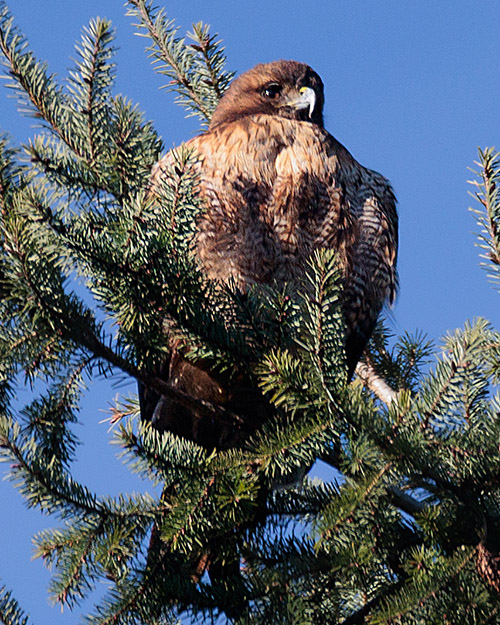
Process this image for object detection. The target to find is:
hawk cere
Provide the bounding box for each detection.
[145,60,398,445]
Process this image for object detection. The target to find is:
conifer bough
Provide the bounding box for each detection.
[1,2,500,623]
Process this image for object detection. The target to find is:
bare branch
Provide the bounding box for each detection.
[355,360,398,405]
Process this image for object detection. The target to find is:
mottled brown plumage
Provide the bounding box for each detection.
[145,60,398,445]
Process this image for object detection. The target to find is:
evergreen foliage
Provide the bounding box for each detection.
[1,2,500,623]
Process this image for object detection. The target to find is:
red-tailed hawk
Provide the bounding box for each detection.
[144,60,398,446]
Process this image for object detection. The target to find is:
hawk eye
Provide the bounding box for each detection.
[262,83,282,99]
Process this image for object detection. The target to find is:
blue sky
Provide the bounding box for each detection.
[1,1,500,623]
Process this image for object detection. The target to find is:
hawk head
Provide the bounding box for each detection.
[209,60,325,130]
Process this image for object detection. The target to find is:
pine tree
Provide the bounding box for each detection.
[1,2,500,623]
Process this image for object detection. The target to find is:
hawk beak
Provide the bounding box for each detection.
[286,86,316,118]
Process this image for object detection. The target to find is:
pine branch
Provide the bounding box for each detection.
[189,22,230,101]
[18,358,88,468]
[125,0,233,124]
[125,0,209,119]
[34,494,158,609]
[0,133,22,210]
[117,420,213,485]
[82,566,180,625]
[319,447,426,519]
[0,585,31,625]
[47,519,106,608]
[314,462,393,543]
[57,305,244,430]
[0,415,100,517]
[469,147,500,289]
[3,193,244,429]
[338,580,405,625]
[371,545,477,624]
[67,18,116,166]
[0,5,83,157]
[296,248,347,396]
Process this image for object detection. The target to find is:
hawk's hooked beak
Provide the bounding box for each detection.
[286,86,316,118]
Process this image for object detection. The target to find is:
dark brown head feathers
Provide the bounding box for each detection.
[209,60,325,129]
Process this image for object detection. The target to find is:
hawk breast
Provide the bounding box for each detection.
[191,115,350,289]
